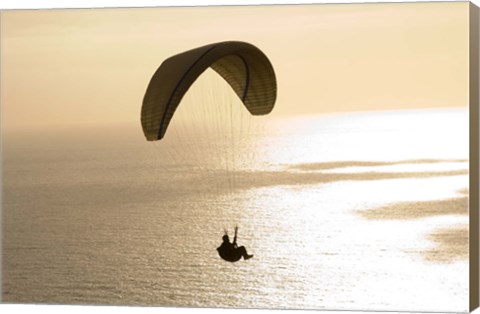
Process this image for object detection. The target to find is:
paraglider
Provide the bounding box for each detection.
[141,41,277,141]
[141,41,277,262]
[217,226,253,262]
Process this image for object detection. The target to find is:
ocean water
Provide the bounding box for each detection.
[2,108,469,312]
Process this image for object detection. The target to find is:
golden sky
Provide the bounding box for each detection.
[1,2,470,129]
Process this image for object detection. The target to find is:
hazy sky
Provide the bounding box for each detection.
[1,2,469,129]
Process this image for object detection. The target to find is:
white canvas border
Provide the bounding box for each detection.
[0,0,464,10]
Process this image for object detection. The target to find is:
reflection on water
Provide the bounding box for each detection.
[2,108,469,312]
[425,226,468,263]
[359,192,467,220]
[290,159,468,171]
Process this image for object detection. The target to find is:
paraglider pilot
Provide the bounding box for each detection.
[217,226,253,262]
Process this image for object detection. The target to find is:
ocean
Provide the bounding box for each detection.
[2,107,469,312]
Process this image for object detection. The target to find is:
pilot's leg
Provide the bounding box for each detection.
[237,246,253,260]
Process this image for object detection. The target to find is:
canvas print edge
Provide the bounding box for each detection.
[470,2,480,312]
[0,1,477,312]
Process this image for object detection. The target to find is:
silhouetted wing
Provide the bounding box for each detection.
[141,41,277,141]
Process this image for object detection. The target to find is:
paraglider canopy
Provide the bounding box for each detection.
[141,41,277,141]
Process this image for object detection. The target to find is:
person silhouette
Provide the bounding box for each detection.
[217,226,253,262]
